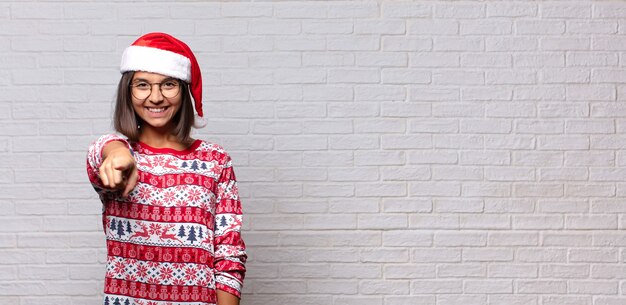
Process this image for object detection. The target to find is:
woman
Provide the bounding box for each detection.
[86,32,246,305]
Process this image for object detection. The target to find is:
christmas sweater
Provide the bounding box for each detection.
[87,134,246,305]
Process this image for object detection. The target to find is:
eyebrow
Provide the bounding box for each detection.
[132,77,176,83]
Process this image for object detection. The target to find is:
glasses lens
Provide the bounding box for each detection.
[130,80,180,99]
[131,83,150,100]
[161,80,180,98]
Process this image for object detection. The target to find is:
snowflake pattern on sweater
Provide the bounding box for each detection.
[87,134,246,305]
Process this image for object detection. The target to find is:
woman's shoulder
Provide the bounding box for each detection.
[195,139,232,160]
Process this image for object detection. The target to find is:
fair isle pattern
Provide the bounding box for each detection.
[131,183,216,208]
[105,217,213,251]
[106,256,216,287]
[87,134,246,305]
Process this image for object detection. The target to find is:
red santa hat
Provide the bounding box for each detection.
[120,32,204,118]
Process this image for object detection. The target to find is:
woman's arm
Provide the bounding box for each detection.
[86,134,137,197]
[213,152,247,300]
[217,289,240,305]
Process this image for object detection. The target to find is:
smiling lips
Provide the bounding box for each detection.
[146,107,168,113]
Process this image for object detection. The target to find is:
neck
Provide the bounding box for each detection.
[138,123,180,148]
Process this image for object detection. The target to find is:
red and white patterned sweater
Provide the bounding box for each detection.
[87,134,246,305]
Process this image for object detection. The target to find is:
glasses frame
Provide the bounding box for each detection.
[130,78,182,100]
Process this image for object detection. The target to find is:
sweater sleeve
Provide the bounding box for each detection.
[86,134,133,195]
[213,153,247,298]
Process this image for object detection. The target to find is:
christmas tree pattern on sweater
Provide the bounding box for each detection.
[87,134,246,305]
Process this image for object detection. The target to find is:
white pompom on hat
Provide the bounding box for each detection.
[120,32,204,120]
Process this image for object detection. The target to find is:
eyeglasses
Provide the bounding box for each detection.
[130,78,181,100]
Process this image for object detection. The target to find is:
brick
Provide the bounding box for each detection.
[517,20,565,34]
[69,265,104,280]
[432,68,485,85]
[333,296,382,305]
[46,250,99,264]
[434,199,482,213]
[251,248,306,263]
[520,249,568,263]
[358,214,407,229]
[410,182,461,197]
[304,214,357,230]
[252,280,306,294]
[542,296,590,305]
[329,103,379,118]
[543,233,592,247]
[489,232,538,246]
[514,215,563,230]
[382,102,430,118]
[381,166,431,181]
[461,20,512,35]
[383,199,431,213]
[463,248,514,262]
[249,215,303,231]
[330,263,381,279]
[360,280,409,295]
[485,135,535,150]
[460,119,511,134]
[435,4,484,18]
[328,35,379,51]
[463,87,512,100]
[0,282,46,295]
[486,37,538,51]
[386,296,435,305]
[308,280,358,294]
[514,53,564,67]
[382,36,432,52]
[275,136,327,150]
[328,3,378,18]
[411,280,463,294]
[355,20,405,35]
[488,264,537,278]
[408,20,459,35]
[410,215,459,230]
[409,52,461,67]
[595,297,626,305]
[302,20,353,34]
[435,232,486,247]
[542,38,591,51]
[408,150,457,165]
[279,264,328,279]
[542,3,590,18]
[18,265,67,280]
[568,248,618,263]
[465,280,512,293]
[516,280,566,294]
[462,182,511,197]
[591,264,626,279]
[360,248,409,263]
[437,263,485,278]
[382,230,431,247]
[536,199,588,213]
[309,248,360,263]
[433,104,484,118]
[485,167,534,182]
[540,264,589,279]
[245,296,331,305]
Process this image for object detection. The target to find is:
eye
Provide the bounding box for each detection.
[134,82,150,89]
[162,81,178,90]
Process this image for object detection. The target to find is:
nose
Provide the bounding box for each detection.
[148,83,164,104]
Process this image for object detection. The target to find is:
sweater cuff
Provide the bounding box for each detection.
[215,274,242,298]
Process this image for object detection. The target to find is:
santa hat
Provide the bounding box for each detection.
[120,32,204,118]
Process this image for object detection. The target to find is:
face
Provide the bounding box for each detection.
[130,71,183,130]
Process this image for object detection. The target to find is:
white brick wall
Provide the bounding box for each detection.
[1,1,625,304]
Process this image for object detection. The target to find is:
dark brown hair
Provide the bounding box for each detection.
[113,71,195,145]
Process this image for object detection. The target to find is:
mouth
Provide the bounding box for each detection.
[146,106,169,113]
